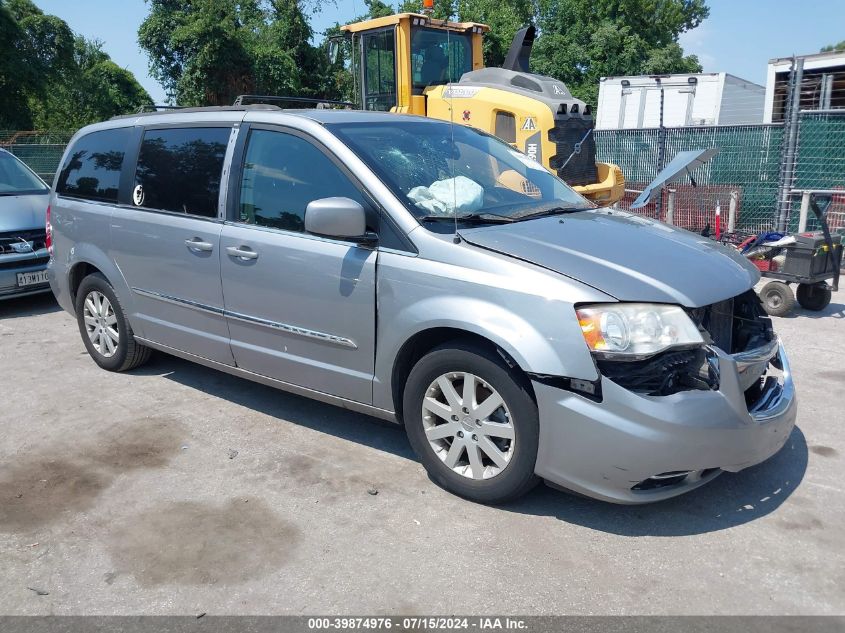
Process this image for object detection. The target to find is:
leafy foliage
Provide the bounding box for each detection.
[457,0,534,67]
[31,37,153,128]
[820,40,845,53]
[138,0,340,106]
[0,0,152,129]
[531,0,709,105]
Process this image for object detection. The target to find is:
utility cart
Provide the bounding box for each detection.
[748,194,843,316]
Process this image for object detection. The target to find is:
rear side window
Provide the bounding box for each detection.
[57,128,131,203]
[133,127,230,218]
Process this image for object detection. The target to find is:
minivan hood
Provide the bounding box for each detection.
[460,210,760,307]
[0,193,49,233]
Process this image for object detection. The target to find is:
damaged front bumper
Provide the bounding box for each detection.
[533,339,796,504]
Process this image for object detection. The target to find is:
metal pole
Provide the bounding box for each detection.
[798,190,811,232]
[821,74,833,110]
[728,190,738,233]
[666,189,676,225]
[655,78,666,220]
[776,57,804,232]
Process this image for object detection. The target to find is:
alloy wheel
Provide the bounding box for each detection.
[421,372,515,480]
[83,290,119,358]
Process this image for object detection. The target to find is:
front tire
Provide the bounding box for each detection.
[75,273,151,372]
[403,342,540,504]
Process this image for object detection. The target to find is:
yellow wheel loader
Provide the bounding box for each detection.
[338,13,624,205]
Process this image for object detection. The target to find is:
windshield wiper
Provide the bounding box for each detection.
[0,190,47,196]
[419,212,514,224]
[511,206,590,221]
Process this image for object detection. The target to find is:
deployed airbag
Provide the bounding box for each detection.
[408,176,484,216]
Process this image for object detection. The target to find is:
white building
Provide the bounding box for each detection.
[764,50,845,123]
[595,73,765,130]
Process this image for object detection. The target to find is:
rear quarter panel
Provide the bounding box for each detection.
[48,194,136,325]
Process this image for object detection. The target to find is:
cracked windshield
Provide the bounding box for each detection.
[328,120,593,224]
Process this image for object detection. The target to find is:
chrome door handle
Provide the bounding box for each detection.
[226,245,259,260]
[185,238,214,252]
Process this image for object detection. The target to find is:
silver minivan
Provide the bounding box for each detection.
[48,106,797,504]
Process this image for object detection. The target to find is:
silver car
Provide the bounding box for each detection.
[47,107,796,504]
[0,148,51,299]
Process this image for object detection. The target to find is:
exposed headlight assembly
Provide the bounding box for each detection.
[576,303,703,359]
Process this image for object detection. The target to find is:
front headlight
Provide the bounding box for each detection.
[576,303,703,358]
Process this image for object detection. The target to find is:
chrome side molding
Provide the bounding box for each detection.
[132,287,224,316]
[132,287,357,349]
[225,310,358,349]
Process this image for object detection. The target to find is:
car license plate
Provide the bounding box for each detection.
[16,270,49,287]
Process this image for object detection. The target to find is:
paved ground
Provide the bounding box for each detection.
[0,288,843,616]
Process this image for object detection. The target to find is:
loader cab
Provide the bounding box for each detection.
[341,14,488,115]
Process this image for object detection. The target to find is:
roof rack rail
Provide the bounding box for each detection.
[234,94,355,108]
[136,104,186,113]
[109,104,283,121]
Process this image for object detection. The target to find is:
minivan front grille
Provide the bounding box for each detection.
[0,230,47,255]
[688,289,774,355]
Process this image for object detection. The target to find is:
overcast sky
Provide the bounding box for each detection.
[35,0,845,104]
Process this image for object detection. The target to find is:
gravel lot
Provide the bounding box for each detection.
[1,288,843,615]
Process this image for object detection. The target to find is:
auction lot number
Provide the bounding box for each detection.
[309,617,527,631]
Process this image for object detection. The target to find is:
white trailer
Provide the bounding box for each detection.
[596,73,765,130]
[764,51,845,123]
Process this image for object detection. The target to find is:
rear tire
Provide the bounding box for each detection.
[75,273,151,372]
[796,282,832,311]
[759,281,795,317]
[403,342,540,504]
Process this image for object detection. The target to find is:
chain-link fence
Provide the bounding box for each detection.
[0,130,75,184]
[789,112,845,232]
[595,124,785,234]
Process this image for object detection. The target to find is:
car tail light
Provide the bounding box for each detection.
[45,205,53,257]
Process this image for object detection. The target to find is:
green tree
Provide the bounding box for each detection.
[457,0,533,67]
[0,0,74,127]
[30,36,153,128]
[138,0,257,105]
[6,0,75,79]
[532,0,708,105]
[0,1,30,127]
[821,40,845,53]
[366,0,398,19]
[0,0,151,129]
[139,0,337,106]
